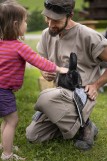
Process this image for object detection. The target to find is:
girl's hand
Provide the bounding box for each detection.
[56,66,68,74]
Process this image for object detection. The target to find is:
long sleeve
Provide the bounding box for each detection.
[18,42,56,72]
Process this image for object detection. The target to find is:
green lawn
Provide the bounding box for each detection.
[9,67,107,161]
[24,39,39,51]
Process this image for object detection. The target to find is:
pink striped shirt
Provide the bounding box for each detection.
[0,40,56,90]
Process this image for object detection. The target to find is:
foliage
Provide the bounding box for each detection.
[73,9,85,22]
[96,20,107,29]
[27,9,47,32]
[18,0,44,11]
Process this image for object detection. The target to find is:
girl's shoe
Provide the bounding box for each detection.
[0,144,19,152]
[1,153,25,160]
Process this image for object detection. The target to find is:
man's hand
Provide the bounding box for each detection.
[41,71,56,81]
[85,84,98,101]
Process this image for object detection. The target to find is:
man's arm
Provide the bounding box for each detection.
[85,47,107,100]
[41,71,56,82]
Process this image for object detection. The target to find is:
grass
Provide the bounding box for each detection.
[6,67,107,161]
[24,39,40,51]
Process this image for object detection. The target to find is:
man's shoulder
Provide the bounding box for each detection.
[76,23,104,41]
[78,23,100,35]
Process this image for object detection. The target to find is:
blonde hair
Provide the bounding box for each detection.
[0,1,27,40]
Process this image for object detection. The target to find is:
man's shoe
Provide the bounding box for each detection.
[74,120,98,150]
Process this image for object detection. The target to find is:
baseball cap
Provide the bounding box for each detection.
[42,0,75,20]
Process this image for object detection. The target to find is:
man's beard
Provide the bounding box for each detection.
[49,18,68,37]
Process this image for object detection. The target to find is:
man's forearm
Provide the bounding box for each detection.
[94,69,107,90]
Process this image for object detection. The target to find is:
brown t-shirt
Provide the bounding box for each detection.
[37,23,107,86]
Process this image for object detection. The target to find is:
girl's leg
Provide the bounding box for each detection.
[2,111,18,155]
[0,120,6,149]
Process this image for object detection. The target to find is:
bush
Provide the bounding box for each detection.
[73,9,85,21]
[27,9,47,32]
[96,20,107,29]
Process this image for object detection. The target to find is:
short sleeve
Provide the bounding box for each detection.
[80,26,107,63]
[36,28,49,59]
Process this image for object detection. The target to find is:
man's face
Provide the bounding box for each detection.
[45,16,68,36]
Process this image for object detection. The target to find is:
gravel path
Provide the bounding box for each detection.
[25,34,41,40]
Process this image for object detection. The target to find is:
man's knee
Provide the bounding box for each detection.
[35,90,52,111]
[35,88,61,111]
[26,121,39,142]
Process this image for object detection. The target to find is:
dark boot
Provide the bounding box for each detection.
[74,119,98,150]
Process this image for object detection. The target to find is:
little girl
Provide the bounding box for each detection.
[0,1,68,160]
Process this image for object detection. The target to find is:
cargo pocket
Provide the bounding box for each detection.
[35,87,74,123]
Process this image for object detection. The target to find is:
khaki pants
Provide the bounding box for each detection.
[26,87,95,142]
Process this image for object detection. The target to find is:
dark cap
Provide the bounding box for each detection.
[42,0,75,20]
